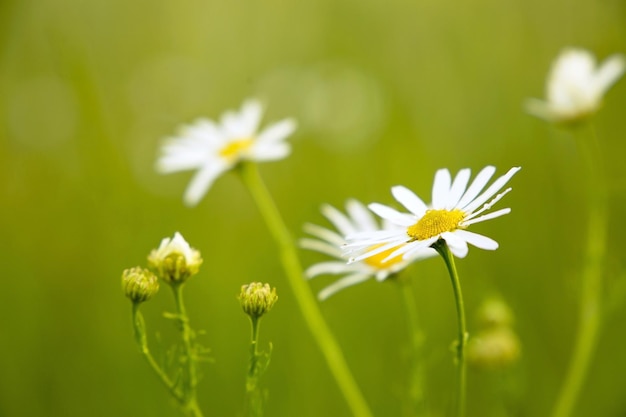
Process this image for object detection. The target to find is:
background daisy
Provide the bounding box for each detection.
[157,99,297,206]
[525,48,625,123]
[301,199,435,300]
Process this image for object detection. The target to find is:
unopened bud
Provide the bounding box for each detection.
[122,267,159,303]
[147,232,203,284]
[476,297,515,329]
[467,327,521,370]
[239,282,278,319]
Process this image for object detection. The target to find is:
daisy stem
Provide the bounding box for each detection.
[398,277,426,417]
[551,123,607,417]
[131,303,183,403]
[171,283,204,417]
[239,162,373,417]
[244,316,263,417]
[433,239,467,417]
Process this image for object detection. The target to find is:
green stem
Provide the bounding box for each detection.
[171,284,204,417]
[131,303,183,402]
[238,162,373,417]
[551,124,607,417]
[248,316,261,385]
[245,317,263,417]
[433,240,467,417]
[398,278,426,417]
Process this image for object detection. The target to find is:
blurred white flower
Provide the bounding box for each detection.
[345,166,520,261]
[157,99,297,206]
[526,48,625,123]
[301,199,436,300]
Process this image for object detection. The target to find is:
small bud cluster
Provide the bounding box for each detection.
[467,297,521,370]
[239,282,278,319]
[122,232,202,303]
[122,267,160,303]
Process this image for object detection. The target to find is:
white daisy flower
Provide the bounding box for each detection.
[345,166,521,262]
[157,99,297,206]
[301,199,436,300]
[525,48,625,123]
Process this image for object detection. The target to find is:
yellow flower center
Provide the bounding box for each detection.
[363,243,405,269]
[406,209,465,241]
[219,138,253,161]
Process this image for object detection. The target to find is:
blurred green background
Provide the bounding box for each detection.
[2,0,626,416]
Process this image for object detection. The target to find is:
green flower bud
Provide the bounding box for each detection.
[476,297,515,329]
[239,282,278,319]
[467,327,521,370]
[122,267,159,303]
[147,232,203,284]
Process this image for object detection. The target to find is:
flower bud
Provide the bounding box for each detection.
[476,297,515,329]
[147,232,203,284]
[122,267,159,303]
[467,327,521,370]
[239,282,278,319]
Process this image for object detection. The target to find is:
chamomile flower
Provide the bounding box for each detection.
[157,99,297,206]
[301,199,436,300]
[345,166,520,262]
[525,48,625,123]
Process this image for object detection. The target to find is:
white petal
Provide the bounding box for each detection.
[183,164,228,206]
[346,199,378,232]
[299,238,342,258]
[374,270,392,282]
[456,166,496,209]
[303,223,345,246]
[446,168,471,209]
[321,204,356,237]
[453,230,499,250]
[432,168,452,209]
[462,167,520,214]
[176,118,221,142]
[344,229,398,244]
[218,100,261,138]
[385,240,426,261]
[157,151,208,173]
[348,238,407,263]
[239,99,263,135]
[318,273,372,301]
[250,142,291,161]
[401,238,437,260]
[220,110,242,137]
[463,207,511,226]
[594,54,626,97]
[256,119,297,144]
[305,261,357,278]
[391,186,427,217]
[368,203,416,227]
[442,232,469,258]
[524,98,554,121]
[405,246,438,261]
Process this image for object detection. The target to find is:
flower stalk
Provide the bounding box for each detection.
[131,303,182,402]
[551,124,608,417]
[433,239,467,417]
[397,277,427,417]
[170,283,204,417]
[238,162,373,417]
[244,316,264,417]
